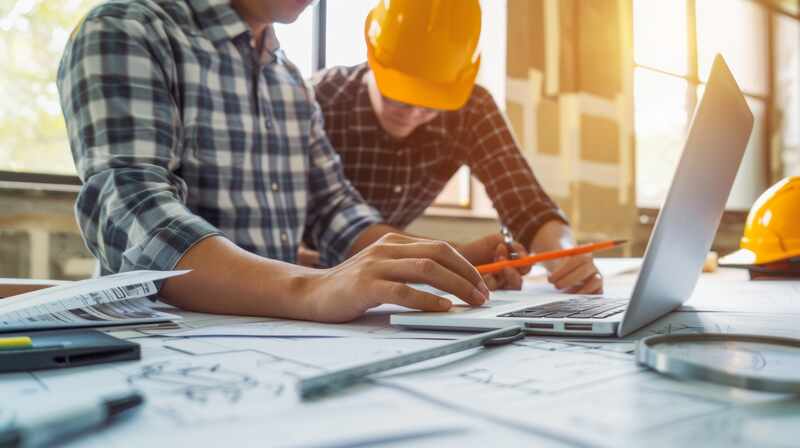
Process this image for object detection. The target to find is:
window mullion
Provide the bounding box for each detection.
[312,0,327,71]
[686,0,699,129]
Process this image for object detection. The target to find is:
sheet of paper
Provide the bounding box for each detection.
[681,278,800,314]
[0,338,475,448]
[0,298,180,333]
[379,336,800,446]
[627,310,800,340]
[4,326,800,447]
[0,270,187,323]
[168,304,471,340]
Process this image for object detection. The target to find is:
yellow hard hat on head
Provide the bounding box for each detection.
[721,176,800,266]
[364,0,482,111]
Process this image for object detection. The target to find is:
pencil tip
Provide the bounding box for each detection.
[613,240,629,245]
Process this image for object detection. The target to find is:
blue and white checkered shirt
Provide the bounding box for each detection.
[57,0,382,274]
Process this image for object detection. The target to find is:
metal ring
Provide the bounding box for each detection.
[636,333,800,394]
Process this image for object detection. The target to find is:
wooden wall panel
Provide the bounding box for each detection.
[580,115,619,163]
[506,0,545,78]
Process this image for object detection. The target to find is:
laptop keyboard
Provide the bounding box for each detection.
[498,296,628,319]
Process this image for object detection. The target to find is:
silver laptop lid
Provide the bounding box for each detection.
[618,55,754,337]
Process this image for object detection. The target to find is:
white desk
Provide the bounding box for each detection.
[3,263,800,447]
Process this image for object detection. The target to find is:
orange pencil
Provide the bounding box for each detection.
[476,240,628,274]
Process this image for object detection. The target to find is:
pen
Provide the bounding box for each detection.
[476,240,628,274]
[0,391,144,448]
[298,326,524,399]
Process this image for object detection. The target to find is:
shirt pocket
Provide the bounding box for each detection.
[190,112,252,172]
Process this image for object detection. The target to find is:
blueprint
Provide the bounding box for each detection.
[0,337,482,448]
[681,278,800,314]
[379,336,800,447]
[3,270,800,447]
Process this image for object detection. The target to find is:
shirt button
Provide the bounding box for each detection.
[280,233,288,242]
[393,185,403,194]
[271,182,279,192]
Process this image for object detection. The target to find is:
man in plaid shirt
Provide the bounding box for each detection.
[57,0,492,322]
[306,2,603,294]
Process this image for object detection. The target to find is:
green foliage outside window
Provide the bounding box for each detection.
[0,0,99,175]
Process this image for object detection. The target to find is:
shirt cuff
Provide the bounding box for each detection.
[515,209,570,251]
[119,214,222,274]
[318,203,383,267]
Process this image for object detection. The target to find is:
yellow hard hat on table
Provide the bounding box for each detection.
[364,0,482,111]
[720,176,800,276]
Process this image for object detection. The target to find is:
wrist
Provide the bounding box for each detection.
[279,265,324,320]
[531,220,574,253]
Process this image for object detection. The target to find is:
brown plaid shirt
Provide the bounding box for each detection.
[311,64,567,249]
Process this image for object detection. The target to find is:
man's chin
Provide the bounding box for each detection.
[272,11,303,24]
[385,127,415,139]
[272,2,313,23]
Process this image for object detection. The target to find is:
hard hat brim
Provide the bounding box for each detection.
[364,18,481,111]
[720,247,800,267]
[718,248,759,267]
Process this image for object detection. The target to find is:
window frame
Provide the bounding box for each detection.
[633,0,800,215]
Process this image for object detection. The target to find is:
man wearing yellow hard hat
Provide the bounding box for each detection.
[308,0,603,293]
[720,177,800,278]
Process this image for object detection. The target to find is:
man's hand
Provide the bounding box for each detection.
[303,233,490,323]
[482,240,529,291]
[532,220,604,294]
[545,254,603,294]
[458,233,530,291]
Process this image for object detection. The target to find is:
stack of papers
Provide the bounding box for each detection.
[0,271,186,332]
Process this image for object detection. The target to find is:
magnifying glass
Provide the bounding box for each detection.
[636,333,800,394]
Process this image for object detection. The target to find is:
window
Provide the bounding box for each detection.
[776,14,800,176]
[633,0,797,211]
[2,0,512,213]
[274,6,315,78]
[0,0,100,178]
[324,0,375,68]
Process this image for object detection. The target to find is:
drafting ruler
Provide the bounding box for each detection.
[298,326,524,399]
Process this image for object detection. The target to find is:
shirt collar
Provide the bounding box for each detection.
[186,0,251,45]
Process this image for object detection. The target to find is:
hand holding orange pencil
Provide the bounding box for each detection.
[476,240,628,274]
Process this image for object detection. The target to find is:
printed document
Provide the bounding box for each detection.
[0,270,186,331]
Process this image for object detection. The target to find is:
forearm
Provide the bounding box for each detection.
[160,236,317,319]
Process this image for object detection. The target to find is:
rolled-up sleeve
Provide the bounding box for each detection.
[58,15,220,274]
[303,98,382,267]
[463,87,568,250]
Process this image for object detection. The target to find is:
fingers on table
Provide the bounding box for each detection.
[373,240,487,292]
[378,258,488,305]
[548,255,603,293]
[370,280,453,311]
[573,273,603,294]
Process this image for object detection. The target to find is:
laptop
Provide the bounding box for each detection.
[391,54,754,338]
